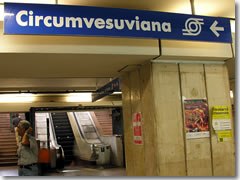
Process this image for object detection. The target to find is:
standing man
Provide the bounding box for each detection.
[12,113,22,146]
[17,120,39,176]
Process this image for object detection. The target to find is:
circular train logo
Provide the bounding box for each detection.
[182,18,204,36]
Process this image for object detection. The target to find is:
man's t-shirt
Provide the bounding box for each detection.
[17,135,39,166]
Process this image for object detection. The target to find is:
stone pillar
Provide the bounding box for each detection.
[121,62,235,176]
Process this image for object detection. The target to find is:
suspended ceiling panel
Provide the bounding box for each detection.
[158,40,233,61]
[0,77,112,91]
[58,0,192,14]
[1,0,235,18]
[0,0,235,92]
[58,0,234,18]
[0,53,155,78]
[194,0,235,18]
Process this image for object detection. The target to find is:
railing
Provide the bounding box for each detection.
[72,112,87,143]
[48,114,62,150]
[48,113,65,169]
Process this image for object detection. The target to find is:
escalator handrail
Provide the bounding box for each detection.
[87,112,101,138]
[48,113,62,150]
[72,112,89,144]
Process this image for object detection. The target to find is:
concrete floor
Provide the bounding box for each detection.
[0,165,126,176]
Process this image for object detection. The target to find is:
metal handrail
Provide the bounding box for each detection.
[48,113,65,169]
[48,113,62,150]
[72,112,88,144]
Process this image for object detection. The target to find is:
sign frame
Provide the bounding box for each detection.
[4,3,232,43]
[92,78,121,102]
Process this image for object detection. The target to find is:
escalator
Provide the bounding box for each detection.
[74,112,101,144]
[34,109,111,169]
[68,112,110,165]
[51,112,75,165]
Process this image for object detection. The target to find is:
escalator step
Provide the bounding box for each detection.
[52,118,69,121]
[55,129,73,133]
[53,122,70,126]
[62,146,74,150]
[57,141,73,145]
[55,133,74,137]
[56,137,74,140]
[51,112,76,167]
[84,132,98,139]
[64,150,74,156]
[57,139,74,143]
[52,115,68,119]
[54,127,72,130]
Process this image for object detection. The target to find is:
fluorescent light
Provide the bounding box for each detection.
[113,92,122,95]
[66,93,92,102]
[1,0,56,21]
[0,5,3,21]
[230,20,235,33]
[2,0,55,4]
[0,93,35,103]
[230,90,233,98]
[4,12,14,17]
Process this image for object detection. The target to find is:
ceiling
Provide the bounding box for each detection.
[58,0,235,18]
[0,0,235,18]
[0,0,235,94]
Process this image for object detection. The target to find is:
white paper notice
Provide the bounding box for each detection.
[213,119,232,131]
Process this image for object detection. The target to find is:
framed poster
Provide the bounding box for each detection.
[133,112,143,145]
[184,99,209,139]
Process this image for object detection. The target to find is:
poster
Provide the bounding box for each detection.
[184,99,209,139]
[212,105,232,131]
[133,112,143,145]
[212,105,232,142]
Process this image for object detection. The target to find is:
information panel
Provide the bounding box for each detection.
[4,3,232,43]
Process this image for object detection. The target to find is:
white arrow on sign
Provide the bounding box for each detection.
[210,20,224,37]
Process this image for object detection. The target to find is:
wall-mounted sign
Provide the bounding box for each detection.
[133,112,143,145]
[212,105,232,143]
[212,105,232,131]
[184,99,209,139]
[92,78,121,102]
[4,3,232,43]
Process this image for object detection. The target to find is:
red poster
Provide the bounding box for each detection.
[184,99,209,139]
[133,112,143,144]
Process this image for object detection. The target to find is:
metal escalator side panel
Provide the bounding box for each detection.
[48,113,62,150]
[74,112,102,144]
[67,112,94,161]
[48,113,65,169]
[69,112,112,165]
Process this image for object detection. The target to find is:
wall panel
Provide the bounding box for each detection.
[121,73,135,176]
[205,64,235,176]
[152,63,186,176]
[139,63,158,176]
[129,70,146,176]
[179,64,212,176]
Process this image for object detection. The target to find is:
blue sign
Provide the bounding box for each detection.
[4,3,232,43]
[92,78,121,102]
